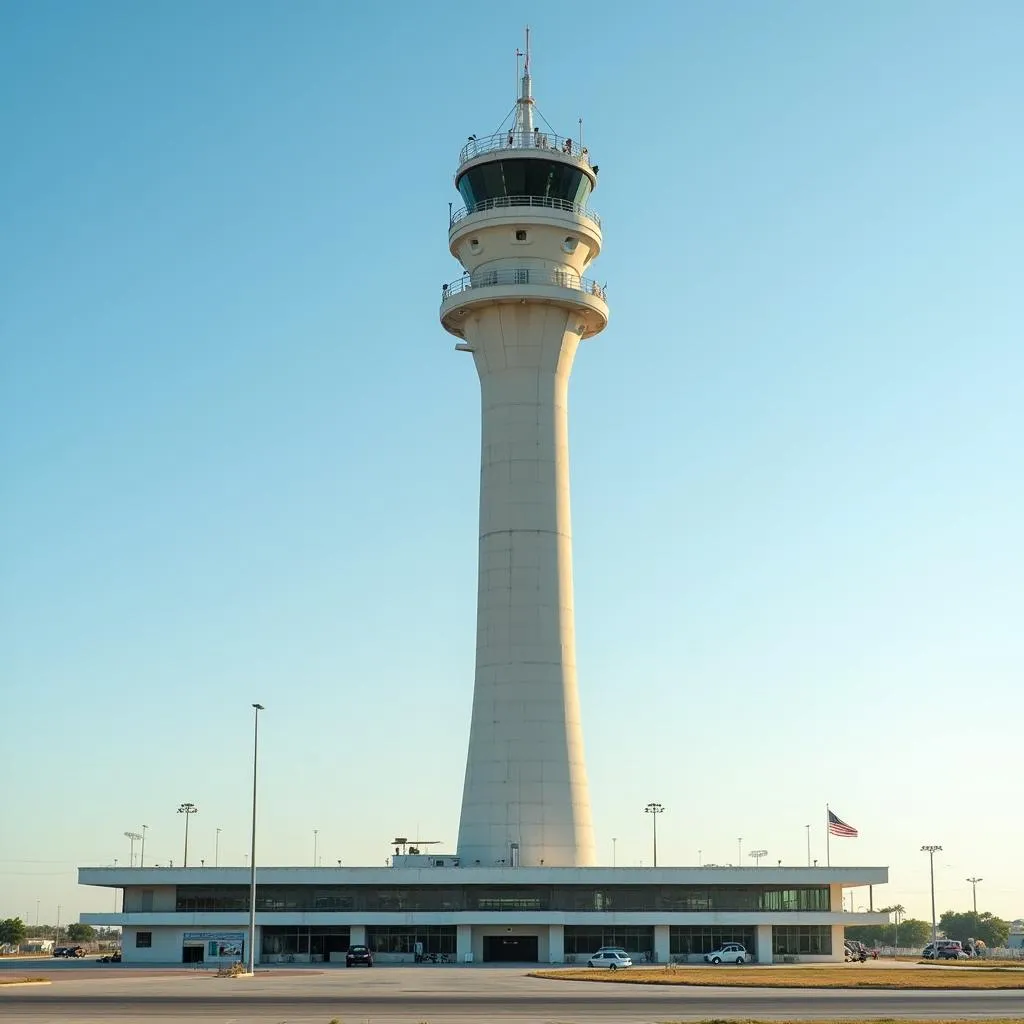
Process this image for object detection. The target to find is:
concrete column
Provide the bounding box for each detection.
[755,924,773,964]
[349,925,366,946]
[548,924,564,964]
[829,883,844,912]
[654,924,671,964]
[456,924,473,963]
[830,923,845,962]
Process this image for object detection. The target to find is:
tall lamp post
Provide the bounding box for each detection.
[966,876,983,914]
[140,824,148,868]
[921,844,942,952]
[124,831,142,867]
[215,828,222,868]
[177,803,198,866]
[805,824,811,866]
[313,829,319,867]
[248,703,265,974]
[644,803,664,867]
[749,849,767,867]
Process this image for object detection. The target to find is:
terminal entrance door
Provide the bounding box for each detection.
[483,935,538,962]
[182,944,204,964]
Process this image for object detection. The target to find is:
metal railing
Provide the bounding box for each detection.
[441,269,607,301]
[459,130,593,167]
[450,195,601,229]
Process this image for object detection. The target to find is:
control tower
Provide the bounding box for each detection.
[441,36,607,869]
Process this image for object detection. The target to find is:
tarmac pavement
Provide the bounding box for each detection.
[2,962,1023,1023]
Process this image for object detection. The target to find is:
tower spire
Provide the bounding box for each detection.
[514,25,534,138]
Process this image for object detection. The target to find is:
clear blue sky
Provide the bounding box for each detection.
[2,0,1021,927]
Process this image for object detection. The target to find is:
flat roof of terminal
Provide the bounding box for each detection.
[80,864,888,887]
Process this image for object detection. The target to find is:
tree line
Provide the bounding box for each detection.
[847,905,1012,948]
[1,920,119,947]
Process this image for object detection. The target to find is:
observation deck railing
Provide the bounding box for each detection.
[449,195,601,229]
[459,130,593,167]
[441,269,607,302]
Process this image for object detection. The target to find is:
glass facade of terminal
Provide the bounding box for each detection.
[366,925,458,956]
[772,925,833,955]
[261,925,351,958]
[172,884,830,914]
[670,926,757,955]
[563,926,655,955]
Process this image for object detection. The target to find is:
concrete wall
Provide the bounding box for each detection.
[121,926,183,964]
[119,926,259,965]
[122,885,175,913]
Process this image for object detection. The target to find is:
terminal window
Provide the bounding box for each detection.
[135,932,152,948]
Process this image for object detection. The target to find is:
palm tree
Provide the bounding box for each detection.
[879,904,907,951]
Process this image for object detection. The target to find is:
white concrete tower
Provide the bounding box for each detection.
[441,35,607,868]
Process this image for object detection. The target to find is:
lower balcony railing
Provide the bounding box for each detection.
[442,270,606,301]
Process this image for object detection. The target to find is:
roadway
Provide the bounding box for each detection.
[2,963,1023,1023]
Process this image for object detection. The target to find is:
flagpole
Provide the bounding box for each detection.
[825,804,831,867]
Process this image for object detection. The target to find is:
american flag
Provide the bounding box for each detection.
[828,810,858,837]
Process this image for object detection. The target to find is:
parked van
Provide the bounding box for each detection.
[923,940,965,959]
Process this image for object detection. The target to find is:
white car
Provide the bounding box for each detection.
[704,943,748,965]
[587,950,633,969]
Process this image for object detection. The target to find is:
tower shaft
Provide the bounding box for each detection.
[456,305,595,867]
[441,46,607,869]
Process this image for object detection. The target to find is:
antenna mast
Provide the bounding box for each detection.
[514,25,534,138]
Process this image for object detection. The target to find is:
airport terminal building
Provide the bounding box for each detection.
[79,861,889,965]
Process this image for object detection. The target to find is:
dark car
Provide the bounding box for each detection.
[345,944,373,968]
[52,947,70,958]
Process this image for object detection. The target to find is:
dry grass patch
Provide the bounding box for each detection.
[915,959,1024,968]
[658,1019,1024,1024]
[530,965,1024,989]
[0,977,48,985]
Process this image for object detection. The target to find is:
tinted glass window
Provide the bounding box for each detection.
[457,159,592,208]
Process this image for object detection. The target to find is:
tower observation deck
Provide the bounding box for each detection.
[442,36,606,869]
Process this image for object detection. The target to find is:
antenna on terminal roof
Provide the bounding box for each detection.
[524,24,531,75]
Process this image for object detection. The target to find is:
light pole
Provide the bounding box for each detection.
[737,837,743,864]
[644,803,664,867]
[140,824,148,867]
[966,876,982,914]
[124,831,142,867]
[921,844,942,952]
[805,824,811,867]
[313,829,319,867]
[749,849,767,867]
[215,828,222,868]
[612,837,617,868]
[248,703,265,975]
[698,848,702,866]
[35,899,40,926]
[177,803,198,866]
[55,904,61,947]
